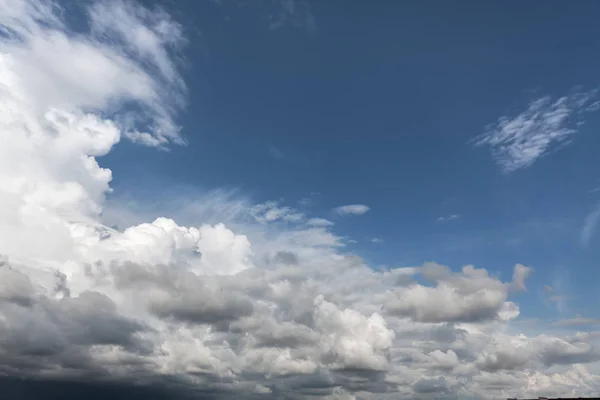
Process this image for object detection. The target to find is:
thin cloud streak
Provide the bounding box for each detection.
[581,202,600,247]
[333,204,370,216]
[436,214,461,222]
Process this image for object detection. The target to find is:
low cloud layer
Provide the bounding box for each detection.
[1,1,600,399]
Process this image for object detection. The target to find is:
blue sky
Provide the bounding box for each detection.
[104,0,600,321]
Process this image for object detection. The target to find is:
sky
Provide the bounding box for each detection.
[1,0,600,399]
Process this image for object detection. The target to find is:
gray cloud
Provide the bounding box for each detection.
[385,264,525,323]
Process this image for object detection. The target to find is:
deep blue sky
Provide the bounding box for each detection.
[104,0,600,321]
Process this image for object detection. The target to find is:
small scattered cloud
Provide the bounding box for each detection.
[510,263,532,292]
[472,90,599,173]
[581,202,600,247]
[250,201,304,224]
[268,145,285,160]
[298,192,321,207]
[298,197,312,206]
[306,218,333,227]
[436,214,461,222]
[543,274,570,315]
[333,204,370,216]
[371,237,383,243]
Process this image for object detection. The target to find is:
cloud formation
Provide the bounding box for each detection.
[2,1,600,399]
[306,218,334,227]
[333,204,371,216]
[473,90,598,173]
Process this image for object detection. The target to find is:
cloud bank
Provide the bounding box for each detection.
[1,1,600,399]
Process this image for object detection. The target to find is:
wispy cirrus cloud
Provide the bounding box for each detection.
[436,214,460,222]
[553,316,600,327]
[473,90,598,173]
[581,202,600,247]
[333,204,370,216]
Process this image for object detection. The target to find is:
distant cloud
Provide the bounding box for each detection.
[553,316,600,327]
[306,218,333,227]
[473,90,598,173]
[297,192,322,208]
[268,0,316,32]
[548,295,566,303]
[436,214,460,222]
[268,145,285,160]
[371,238,383,243]
[581,202,600,247]
[333,204,370,216]
[298,197,312,206]
[510,263,532,292]
[542,277,569,314]
[251,201,304,224]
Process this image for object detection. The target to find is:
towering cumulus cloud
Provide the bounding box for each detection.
[1,1,600,399]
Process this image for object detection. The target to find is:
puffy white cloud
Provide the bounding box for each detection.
[1,1,600,399]
[385,263,525,323]
[313,295,395,371]
[333,204,370,216]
